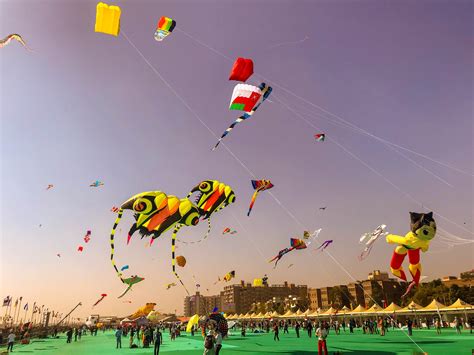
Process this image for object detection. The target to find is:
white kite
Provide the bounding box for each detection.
[359,224,388,260]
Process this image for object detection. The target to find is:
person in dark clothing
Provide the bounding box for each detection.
[295,322,300,338]
[154,328,163,355]
[273,323,280,341]
[74,328,78,341]
[307,321,313,338]
[283,322,289,334]
[66,329,73,343]
[407,319,413,336]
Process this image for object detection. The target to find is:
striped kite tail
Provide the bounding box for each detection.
[178,217,212,245]
[171,225,190,295]
[110,209,124,283]
[247,191,259,216]
[212,114,250,151]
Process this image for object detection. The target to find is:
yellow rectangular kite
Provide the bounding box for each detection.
[95,2,121,37]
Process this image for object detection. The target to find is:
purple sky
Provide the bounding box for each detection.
[1,0,472,318]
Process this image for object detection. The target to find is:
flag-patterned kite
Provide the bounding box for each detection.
[314,134,325,142]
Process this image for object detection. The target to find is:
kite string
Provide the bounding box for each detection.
[323,250,426,353]
[272,95,473,236]
[175,26,472,178]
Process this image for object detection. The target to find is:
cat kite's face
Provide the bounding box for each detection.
[189,180,236,219]
[410,212,436,241]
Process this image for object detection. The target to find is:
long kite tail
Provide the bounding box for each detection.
[171,225,190,295]
[212,113,251,151]
[110,209,124,283]
[178,217,212,245]
[247,191,259,216]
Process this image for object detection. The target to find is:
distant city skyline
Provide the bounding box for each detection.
[1,0,472,319]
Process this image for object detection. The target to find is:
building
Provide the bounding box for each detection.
[221,281,308,314]
[184,292,222,317]
[308,288,322,310]
[441,275,473,288]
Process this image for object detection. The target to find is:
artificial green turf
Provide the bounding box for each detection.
[3,328,472,354]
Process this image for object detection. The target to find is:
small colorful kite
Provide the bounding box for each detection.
[223,270,235,282]
[46,184,54,190]
[316,240,333,251]
[111,206,119,213]
[118,275,145,299]
[154,16,176,41]
[247,179,274,216]
[0,34,30,50]
[90,180,104,188]
[269,229,322,268]
[314,133,325,142]
[222,227,237,235]
[165,283,177,290]
[229,57,254,82]
[84,230,91,243]
[359,224,388,261]
[212,83,273,150]
[92,294,107,307]
[120,265,129,272]
[77,246,84,252]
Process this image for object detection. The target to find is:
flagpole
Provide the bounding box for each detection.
[15,298,23,326]
[30,303,36,323]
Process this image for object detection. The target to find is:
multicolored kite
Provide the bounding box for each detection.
[212,83,273,150]
[269,229,322,268]
[247,179,274,216]
[222,227,237,235]
[84,230,91,243]
[0,34,30,50]
[314,133,325,142]
[46,184,54,190]
[154,16,176,41]
[93,294,107,307]
[90,180,104,188]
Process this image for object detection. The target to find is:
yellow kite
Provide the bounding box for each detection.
[95,2,121,36]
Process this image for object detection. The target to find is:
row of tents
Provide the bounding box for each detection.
[226,298,473,320]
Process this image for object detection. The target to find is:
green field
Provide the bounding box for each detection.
[4,328,472,354]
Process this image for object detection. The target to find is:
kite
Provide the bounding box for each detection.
[253,274,268,287]
[0,34,30,50]
[229,58,254,82]
[165,283,177,290]
[154,16,176,41]
[186,314,200,333]
[247,179,274,216]
[386,212,436,296]
[319,207,327,211]
[93,294,107,307]
[46,184,54,190]
[179,180,236,245]
[212,82,273,150]
[359,224,388,261]
[118,275,145,299]
[77,246,84,252]
[120,265,129,272]
[314,133,325,142]
[222,227,237,235]
[39,224,42,228]
[316,240,333,251]
[95,2,121,37]
[111,206,120,213]
[223,270,235,282]
[109,181,235,295]
[56,253,61,258]
[122,300,132,304]
[287,264,294,269]
[90,180,104,188]
[229,84,262,112]
[269,229,322,267]
[84,230,91,243]
[212,307,219,313]
[176,255,186,267]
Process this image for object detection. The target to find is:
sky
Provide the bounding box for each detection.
[0,0,472,320]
